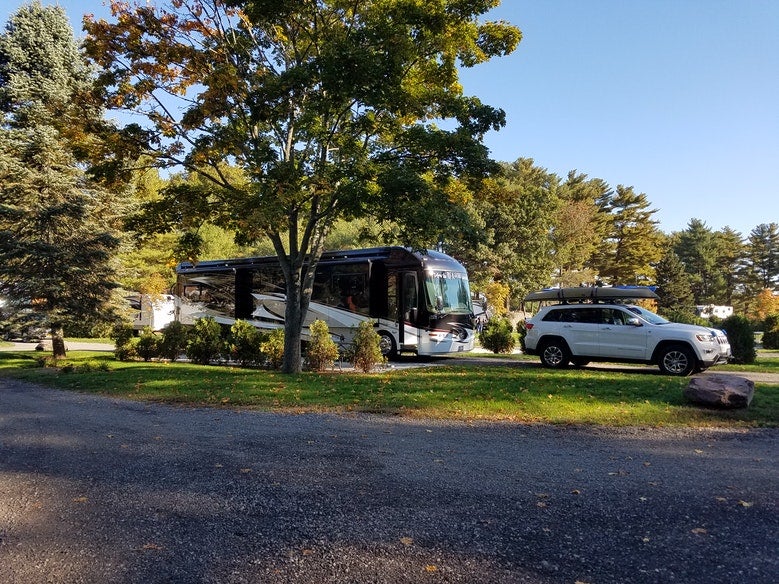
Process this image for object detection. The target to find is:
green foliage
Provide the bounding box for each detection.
[136,327,160,362]
[350,320,384,373]
[761,314,779,350]
[305,320,340,372]
[159,320,189,361]
[84,1,520,373]
[655,250,694,312]
[229,320,264,366]
[590,185,663,286]
[186,317,225,365]
[517,320,528,352]
[448,159,559,302]
[479,316,516,354]
[260,329,285,370]
[113,324,138,362]
[0,3,124,357]
[721,315,756,365]
[659,309,708,327]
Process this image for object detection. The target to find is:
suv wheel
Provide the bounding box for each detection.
[540,339,570,369]
[658,344,696,376]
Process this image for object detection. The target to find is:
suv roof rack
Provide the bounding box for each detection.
[523,286,659,303]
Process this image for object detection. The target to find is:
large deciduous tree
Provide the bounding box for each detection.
[448,158,559,304]
[0,2,121,357]
[84,0,520,372]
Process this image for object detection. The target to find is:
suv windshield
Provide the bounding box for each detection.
[424,271,472,315]
[625,305,669,325]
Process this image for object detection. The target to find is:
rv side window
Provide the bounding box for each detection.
[330,264,369,314]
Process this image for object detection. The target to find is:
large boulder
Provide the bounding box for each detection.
[684,374,754,408]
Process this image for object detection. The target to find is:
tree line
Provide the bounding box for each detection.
[1,2,777,369]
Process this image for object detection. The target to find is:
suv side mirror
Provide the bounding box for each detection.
[626,317,642,327]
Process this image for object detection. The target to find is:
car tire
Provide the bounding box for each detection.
[658,344,696,376]
[378,331,397,360]
[540,339,570,369]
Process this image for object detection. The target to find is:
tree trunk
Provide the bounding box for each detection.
[50,325,67,359]
[282,279,304,374]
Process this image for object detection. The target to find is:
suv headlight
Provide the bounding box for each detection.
[695,334,714,342]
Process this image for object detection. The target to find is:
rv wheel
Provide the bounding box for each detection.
[378,331,397,359]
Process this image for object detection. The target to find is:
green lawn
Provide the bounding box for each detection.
[2,350,776,427]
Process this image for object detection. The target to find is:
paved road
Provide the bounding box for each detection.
[1,379,776,583]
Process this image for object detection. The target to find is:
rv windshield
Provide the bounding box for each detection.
[424,271,472,315]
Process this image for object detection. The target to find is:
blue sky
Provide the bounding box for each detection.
[3,1,777,237]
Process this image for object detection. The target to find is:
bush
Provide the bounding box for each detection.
[159,321,189,361]
[516,320,528,352]
[186,317,225,365]
[113,323,138,361]
[721,315,756,364]
[761,313,779,350]
[260,328,285,370]
[229,320,264,366]
[305,320,340,371]
[136,327,160,361]
[350,320,384,373]
[479,316,516,354]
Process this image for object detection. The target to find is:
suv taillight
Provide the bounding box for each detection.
[525,323,534,330]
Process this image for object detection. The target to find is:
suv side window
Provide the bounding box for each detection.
[601,308,626,325]
[542,307,601,323]
[542,309,563,322]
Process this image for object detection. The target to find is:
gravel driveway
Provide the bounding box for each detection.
[1,378,777,584]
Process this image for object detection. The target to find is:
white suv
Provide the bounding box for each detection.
[524,302,731,376]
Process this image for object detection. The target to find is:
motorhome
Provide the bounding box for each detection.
[175,247,475,357]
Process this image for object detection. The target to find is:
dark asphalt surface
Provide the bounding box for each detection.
[1,378,777,584]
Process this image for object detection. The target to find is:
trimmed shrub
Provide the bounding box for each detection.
[350,320,384,373]
[721,315,756,364]
[479,316,516,354]
[517,320,528,352]
[113,323,138,361]
[186,317,225,365]
[305,320,340,371]
[761,313,779,350]
[137,327,160,361]
[260,328,285,370]
[229,320,264,366]
[159,320,189,361]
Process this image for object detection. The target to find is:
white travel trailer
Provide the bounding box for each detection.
[130,294,176,332]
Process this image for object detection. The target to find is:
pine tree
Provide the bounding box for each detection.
[654,250,694,313]
[745,223,779,290]
[590,185,663,285]
[673,219,725,305]
[0,2,120,357]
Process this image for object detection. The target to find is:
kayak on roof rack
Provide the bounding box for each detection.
[523,286,659,303]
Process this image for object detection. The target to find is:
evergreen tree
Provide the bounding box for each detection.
[673,218,724,304]
[589,185,663,285]
[745,223,779,290]
[654,249,694,313]
[0,2,120,357]
[714,227,746,306]
[552,171,612,286]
